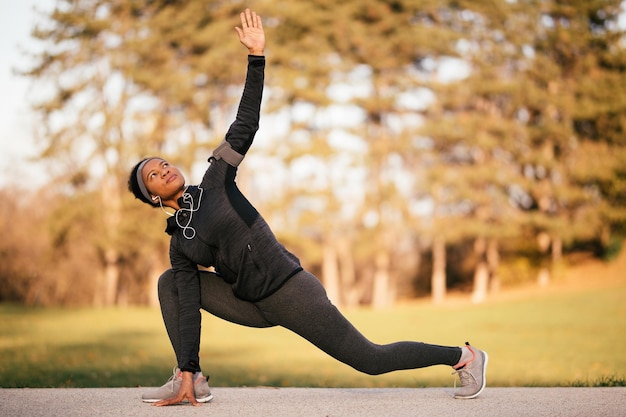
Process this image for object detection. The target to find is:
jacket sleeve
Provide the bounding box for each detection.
[221,55,265,158]
[169,239,202,373]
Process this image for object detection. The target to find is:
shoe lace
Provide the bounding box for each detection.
[452,366,477,390]
[166,367,181,392]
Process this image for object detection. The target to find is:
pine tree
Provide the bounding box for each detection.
[514,0,626,280]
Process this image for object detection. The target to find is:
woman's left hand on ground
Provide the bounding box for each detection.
[153,372,199,407]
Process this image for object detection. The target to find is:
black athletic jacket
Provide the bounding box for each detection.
[164,55,302,373]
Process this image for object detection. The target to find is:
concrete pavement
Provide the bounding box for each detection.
[1,387,625,417]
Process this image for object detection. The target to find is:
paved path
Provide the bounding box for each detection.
[1,387,625,417]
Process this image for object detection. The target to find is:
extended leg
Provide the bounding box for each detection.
[255,270,462,375]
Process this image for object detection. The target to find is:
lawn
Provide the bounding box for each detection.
[1,280,624,388]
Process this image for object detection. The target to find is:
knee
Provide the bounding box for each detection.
[354,362,386,376]
[157,269,175,297]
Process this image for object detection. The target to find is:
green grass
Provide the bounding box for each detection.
[1,283,624,388]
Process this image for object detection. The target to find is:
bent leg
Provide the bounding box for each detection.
[255,270,462,375]
[157,269,184,366]
[158,269,274,367]
[198,270,273,328]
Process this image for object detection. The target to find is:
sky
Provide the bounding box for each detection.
[0,0,52,187]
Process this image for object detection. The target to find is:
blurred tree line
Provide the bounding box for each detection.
[1,0,624,307]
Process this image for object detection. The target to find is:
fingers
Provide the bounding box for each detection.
[153,397,177,407]
[153,396,200,407]
[153,394,187,407]
[152,386,199,407]
[235,8,265,53]
[240,8,262,29]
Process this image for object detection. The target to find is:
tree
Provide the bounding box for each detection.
[514,0,626,282]
[24,0,270,306]
[403,0,528,302]
[323,0,477,307]
[0,188,50,305]
[26,0,143,305]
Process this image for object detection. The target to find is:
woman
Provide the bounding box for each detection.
[128,9,487,407]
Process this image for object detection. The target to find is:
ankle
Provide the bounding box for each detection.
[454,346,475,369]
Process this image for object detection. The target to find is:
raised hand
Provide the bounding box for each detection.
[235,8,265,56]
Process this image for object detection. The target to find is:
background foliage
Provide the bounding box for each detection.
[1,0,625,307]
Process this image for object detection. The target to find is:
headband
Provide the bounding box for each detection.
[136,158,155,202]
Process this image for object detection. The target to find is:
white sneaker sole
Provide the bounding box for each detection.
[197,393,214,403]
[142,393,214,403]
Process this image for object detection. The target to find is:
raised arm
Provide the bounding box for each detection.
[212,9,266,165]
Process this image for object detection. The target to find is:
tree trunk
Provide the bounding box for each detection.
[431,237,447,304]
[322,240,342,307]
[98,176,122,306]
[537,232,551,287]
[148,248,169,307]
[371,250,392,309]
[103,248,120,306]
[472,237,489,304]
[487,238,501,293]
[552,235,562,263]
[337,237,359,307]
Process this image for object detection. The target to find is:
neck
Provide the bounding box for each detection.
[162,186,188,211]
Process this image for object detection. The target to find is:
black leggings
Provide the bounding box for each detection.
[158,269,461,376]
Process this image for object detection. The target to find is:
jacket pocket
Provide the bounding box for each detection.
[215,253,237,284]
[231,243,271,301]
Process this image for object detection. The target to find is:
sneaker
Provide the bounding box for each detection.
[142,367,214,403]
[452,342,488,399]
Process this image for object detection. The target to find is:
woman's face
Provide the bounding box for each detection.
[141,158,186,201]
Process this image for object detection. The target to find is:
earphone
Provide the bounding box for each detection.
[175,187,203,239]
[152,194,174,217]
[150,188,203,235]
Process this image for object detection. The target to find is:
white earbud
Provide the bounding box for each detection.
[152,194,174,217]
